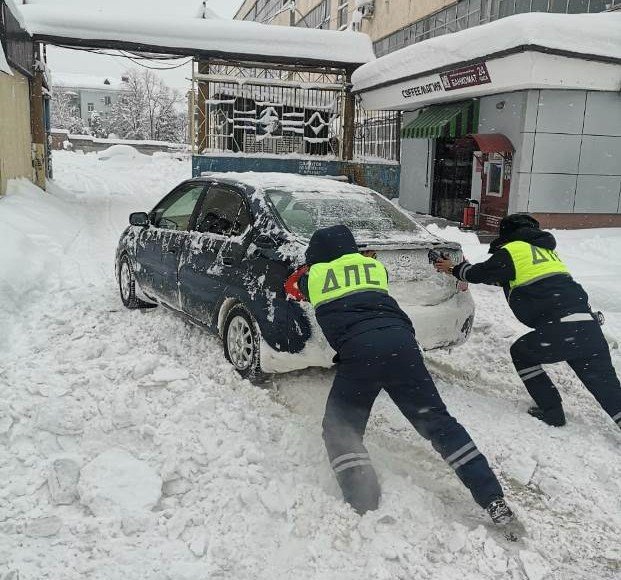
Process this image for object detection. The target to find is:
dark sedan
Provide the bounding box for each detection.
[115,172,474,380]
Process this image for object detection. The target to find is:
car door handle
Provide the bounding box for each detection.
[222,257,234,266]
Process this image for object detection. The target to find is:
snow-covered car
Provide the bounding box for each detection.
[115,172,475,379]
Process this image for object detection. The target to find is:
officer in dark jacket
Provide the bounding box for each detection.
[435,213,621,429]
[300,225,515,528]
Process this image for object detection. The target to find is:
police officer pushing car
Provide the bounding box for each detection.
[435,213,621,429]
[299,224,516,532]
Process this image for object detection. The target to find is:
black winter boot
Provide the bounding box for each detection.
[528,406,566,427]
[486,498,523,542]
[486,498,515,526]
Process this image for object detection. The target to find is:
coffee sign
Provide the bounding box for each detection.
[440,63,491,91]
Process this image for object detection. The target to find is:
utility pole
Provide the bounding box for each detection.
[30,43,47,190]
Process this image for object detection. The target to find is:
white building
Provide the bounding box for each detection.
[51,73,127,125]
[353,12,621,230]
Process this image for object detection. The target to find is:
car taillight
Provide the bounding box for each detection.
[284,265,309,301]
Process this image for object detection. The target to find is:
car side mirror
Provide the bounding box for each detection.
[254,234,278,249]
[129,212,149,227]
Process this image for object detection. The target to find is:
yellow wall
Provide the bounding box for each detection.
[235,0,451,40]
[0,68,32,195]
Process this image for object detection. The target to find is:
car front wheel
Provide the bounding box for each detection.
[223,304,264,383]
[118,255,155,309]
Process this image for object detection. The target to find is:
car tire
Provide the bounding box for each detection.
[118,255,156,310]
[223,304,265,383]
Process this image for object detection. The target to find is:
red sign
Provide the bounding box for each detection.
[440,63,491,91]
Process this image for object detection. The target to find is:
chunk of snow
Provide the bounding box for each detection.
[519,550,551,580]
[25,516,62,538]
[48,458,81,505]
[78,449,162,517]
[352,13,621,93]
[501,455,537,486]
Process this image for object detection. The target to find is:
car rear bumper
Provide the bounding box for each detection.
[260,291,475,374]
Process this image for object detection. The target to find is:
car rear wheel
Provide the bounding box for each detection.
[223,305,264,383]
[118,255,155,309]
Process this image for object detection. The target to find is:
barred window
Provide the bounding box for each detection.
[243,0,286,23]
[296,0,332,29]
[372,0,615,57]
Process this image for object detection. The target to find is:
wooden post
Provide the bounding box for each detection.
[342,69,355,161]
[196,59,210,154]
[30,46,47,189]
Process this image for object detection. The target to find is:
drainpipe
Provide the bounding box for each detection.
[30,43,47,190]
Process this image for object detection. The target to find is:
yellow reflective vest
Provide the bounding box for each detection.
[503,240,570,290]
[307,253,389,308]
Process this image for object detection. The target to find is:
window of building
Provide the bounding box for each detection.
[242,0,285,23]
[87,103,94,112]
[337,1,349,29]
[297,0,331,29]
[371,0,613,58]
[104,96,112,106]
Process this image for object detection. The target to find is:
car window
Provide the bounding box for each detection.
[264,187,422,239]
[193,185,251,237]
[152,184,205,231]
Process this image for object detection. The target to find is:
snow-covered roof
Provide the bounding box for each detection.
[352,13,621,94]
[15,2,375,68]
[51,72,126,91]
[22,0,220,20]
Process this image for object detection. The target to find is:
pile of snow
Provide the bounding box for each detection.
[98,144,150,162]
[17,1,374,66]
[352,12,621,92]
[0,152,619,578]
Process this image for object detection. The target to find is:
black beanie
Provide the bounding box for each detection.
[499,213,540,236]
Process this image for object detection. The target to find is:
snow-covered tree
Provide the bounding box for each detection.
[50,89,84,134]
[108,69,187,143]
[88,112,110,139]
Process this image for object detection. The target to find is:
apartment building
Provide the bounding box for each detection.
[235,0,620,57]
[52,73,127,126]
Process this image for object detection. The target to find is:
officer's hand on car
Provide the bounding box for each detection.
[434,258,455,275]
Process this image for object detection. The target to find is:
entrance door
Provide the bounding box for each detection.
[431,139,473,222]
[479,153,512,232]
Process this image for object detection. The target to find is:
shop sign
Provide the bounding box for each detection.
[401,81,444,99]
[440,63,491,91]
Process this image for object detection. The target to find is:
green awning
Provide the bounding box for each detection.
[401,101,476,139]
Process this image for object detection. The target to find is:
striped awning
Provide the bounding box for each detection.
[401,101,477,139]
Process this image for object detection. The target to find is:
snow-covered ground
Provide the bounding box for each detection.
[0,150,619,579]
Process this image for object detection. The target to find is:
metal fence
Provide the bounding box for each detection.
[192,61,346,158]
[354,108,401,162]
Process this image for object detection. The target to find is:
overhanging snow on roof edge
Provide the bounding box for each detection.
[352,13,621,94]
[16,4,375,68]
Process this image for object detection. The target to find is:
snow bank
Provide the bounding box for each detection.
[98,144,150,162]
[352,12,621,92]
[17,2,375,67]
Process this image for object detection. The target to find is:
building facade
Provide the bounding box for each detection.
[0,0,36,195]
[235,0,620,56]
[51,73,127,126]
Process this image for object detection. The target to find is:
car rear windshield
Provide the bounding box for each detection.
[264,187,422,240]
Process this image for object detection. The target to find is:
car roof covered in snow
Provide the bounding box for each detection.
[197,172,379,195]
[352,12,621,93]
[16,1,375,68]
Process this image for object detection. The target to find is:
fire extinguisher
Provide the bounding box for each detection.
[460,199,479,231]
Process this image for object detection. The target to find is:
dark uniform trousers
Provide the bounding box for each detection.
[323,326,503,514]
[511,319,621,427]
